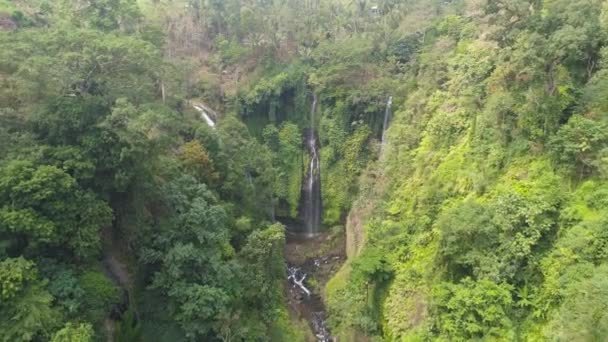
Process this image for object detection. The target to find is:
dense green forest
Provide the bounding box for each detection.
[2,0,608,341]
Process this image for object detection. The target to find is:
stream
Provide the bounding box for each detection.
[284,230,345,342]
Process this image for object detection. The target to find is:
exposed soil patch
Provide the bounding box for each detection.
[0,14,16,31]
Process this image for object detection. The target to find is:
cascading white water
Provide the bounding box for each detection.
[287,264,331,342]
[312,311,331,342]
[288,267,311,296]
[301,94,322,236]
[381,96,393,147]
[193,103,217,128]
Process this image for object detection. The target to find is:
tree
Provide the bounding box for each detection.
[433,278,514,340]
[0,160,112,260]
[547,265,608,341]
[237,223,286,320]
[55,0,142,32]
[437,168,562,283]
[0,258,59,342]
[44,267,85,317]
[79,271,120,325]
[217,117,276,219]
[51,323,94,342]
[179,140,219,184]
[264,123,302,217]
[0,27,162,106]
[550,115,608,178]
[139,176,237,339]
[115,309,142,342]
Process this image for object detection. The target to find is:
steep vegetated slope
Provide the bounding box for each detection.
[325,1,608,341]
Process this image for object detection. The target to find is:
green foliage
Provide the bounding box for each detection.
[0,0,16,14]
[115,309,142,342]
[433,278,514,340]
[0,27,162,105]
[45,268,85,316]
[243,64,307,107]
[327,248,392,335]
[238,223,286,317]
[268,306,307,342]
[178,140,219,184]
[550,115,608,178]
[0,160,112,259]
[55,0,142,32]
[546,265,608,341]
[79,271,119,324]
[216,39,251,66]
[0,257,36,301]
[0,258,59,342]
[0,0,304,340]
[323,0,608,340]
[322,125,371,225]
[51,322,94,342]
[350,248,393,285]
[7,0,608,340]
[437,184,561,282]
[310,37,378,96]
[217,116,276,219]
[264,122,302,217]
[138,175,237,339]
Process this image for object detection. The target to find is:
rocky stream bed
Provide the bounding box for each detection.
[284,229,345,341]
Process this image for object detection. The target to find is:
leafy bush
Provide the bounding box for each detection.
[79,271,119,324]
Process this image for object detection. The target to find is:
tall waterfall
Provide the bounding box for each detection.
[381,96,393,146]
[300,94,322,236]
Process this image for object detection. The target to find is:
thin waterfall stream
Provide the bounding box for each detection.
[192,101,217,128]
[381,96,393,148]
[301,94,322,237]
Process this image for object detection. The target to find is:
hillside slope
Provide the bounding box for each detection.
[326,1,608,340]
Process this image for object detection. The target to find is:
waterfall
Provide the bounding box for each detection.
[300,94,322,236]
[381,96,393,146]
[193,103,217,128]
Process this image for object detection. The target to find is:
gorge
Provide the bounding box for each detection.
[284,94,337,340]
[2,1,608,341]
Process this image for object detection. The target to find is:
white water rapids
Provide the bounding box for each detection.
[288,264,331,341]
